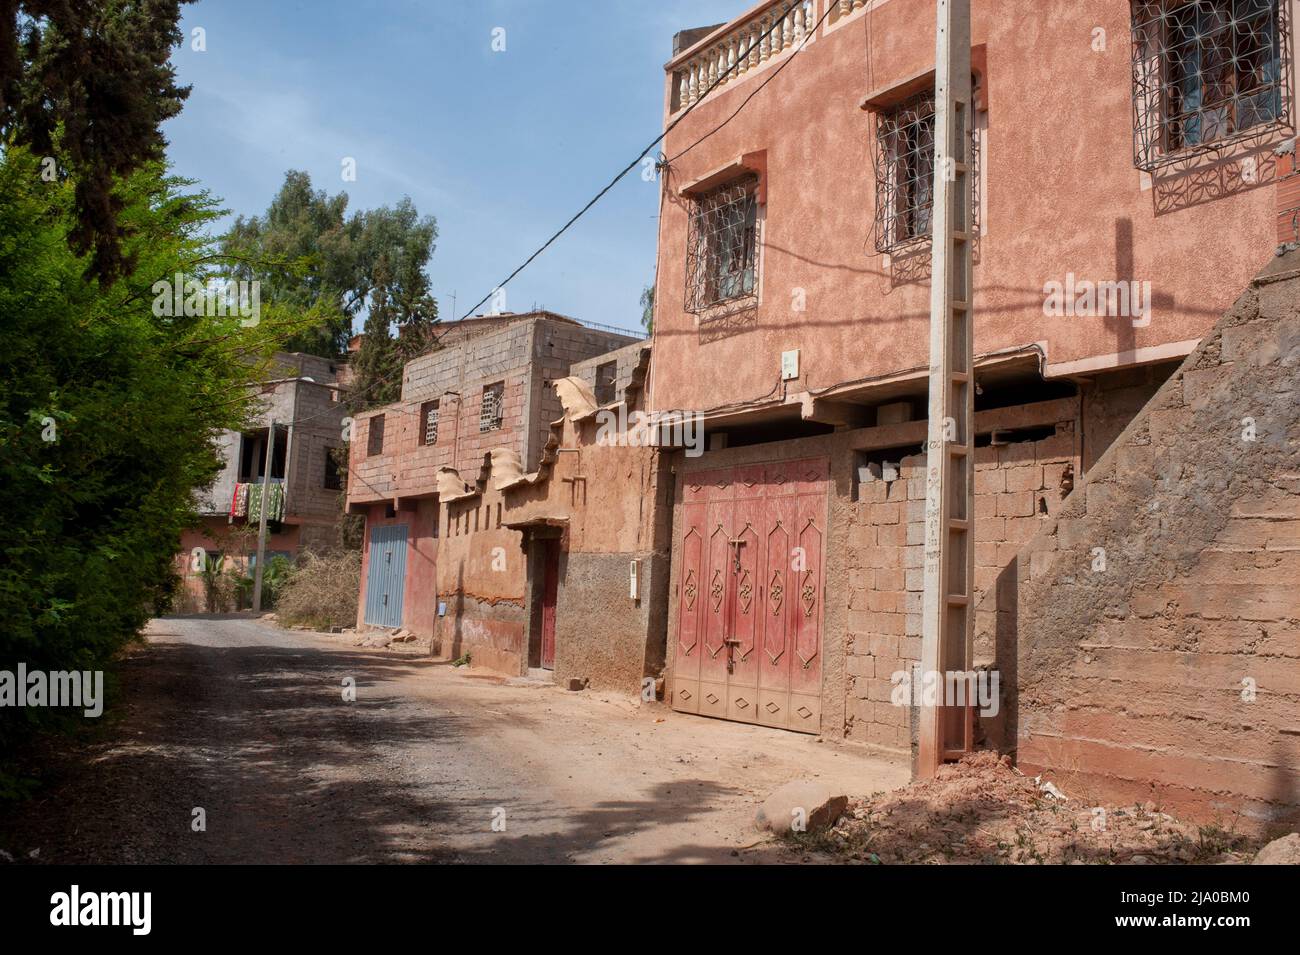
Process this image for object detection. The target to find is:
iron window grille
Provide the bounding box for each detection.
[479,383,504,432]
[366,414,385,456]
[1131,0,1292,170]
[873,92,937,254]
[872,90,981,255]
[420,399,439,446]
[684,175,759,313]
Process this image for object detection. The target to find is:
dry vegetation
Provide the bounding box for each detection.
[274,549,361,631]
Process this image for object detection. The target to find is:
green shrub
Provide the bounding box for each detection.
[0,146,295,756]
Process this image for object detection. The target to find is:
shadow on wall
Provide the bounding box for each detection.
[1149,134,1284,217]
[986,556,1018,756]
[976,249,1300,829]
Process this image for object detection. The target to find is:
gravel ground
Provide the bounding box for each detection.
[0,615,908,864]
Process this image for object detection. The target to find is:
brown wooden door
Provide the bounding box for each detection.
[540,539,559,670]
[671,458,828,733]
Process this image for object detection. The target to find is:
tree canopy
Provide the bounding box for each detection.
[221,170,440,405]
[0,145,295,759]
[0,0,194,284]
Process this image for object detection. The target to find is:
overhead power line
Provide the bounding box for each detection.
[459,3,834,321]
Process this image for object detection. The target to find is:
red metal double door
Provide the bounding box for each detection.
[672,458,828,733]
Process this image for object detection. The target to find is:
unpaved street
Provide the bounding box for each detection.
[1,616,907,864]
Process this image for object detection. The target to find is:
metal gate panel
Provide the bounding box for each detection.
[697,501,733,722]
[789,491,825,732]
[673,505,706,713]
[671,458,828,733]
[725,510,761,724]
[757,493,797,729]
[364,523,408,628]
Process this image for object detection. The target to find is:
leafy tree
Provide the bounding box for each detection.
[640,284,655,333]
[221,171,357,356]
[0,0,193,284]
[349,245,439,412]
[222,171,439,370]
[0,145,294,757]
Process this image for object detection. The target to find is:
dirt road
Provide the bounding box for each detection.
[1,616,907,864]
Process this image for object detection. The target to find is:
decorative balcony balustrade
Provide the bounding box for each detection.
[671,0,820,112]
[830,0,871,24]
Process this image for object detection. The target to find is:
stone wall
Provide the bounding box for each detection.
[982,250,1300,832]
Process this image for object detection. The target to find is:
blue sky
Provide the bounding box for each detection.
[164,0,741,334]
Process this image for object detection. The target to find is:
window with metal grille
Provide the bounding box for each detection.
[479,382,504,432]
[684,175,759,313]
[366,414,385,456]
[594,361,617,405]
[873,92,937,254]
[1131,0,1291,170]
[420,399,440,446]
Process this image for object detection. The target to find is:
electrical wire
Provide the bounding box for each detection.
[666,2,834,164]
[459,3,832,321]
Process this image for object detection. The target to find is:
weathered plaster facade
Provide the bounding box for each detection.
[177,352,349,606]
[345,313,650,684]
[640,0,1299,826]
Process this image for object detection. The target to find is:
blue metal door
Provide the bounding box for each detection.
[364,523,408,627]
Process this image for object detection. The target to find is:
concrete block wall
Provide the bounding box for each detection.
[198,430,242,516]
[349,315,636,506]
[982,250,1300,832]
[348,370,530,505]
[570,341,650,407]
[197,353,346,534]
[401,322,532,402]
[286,381,348,525]
[843,418,1080,751]
[526,322,638,468]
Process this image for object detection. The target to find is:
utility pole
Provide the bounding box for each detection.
[918,0,974,777]
[252,419,275,613]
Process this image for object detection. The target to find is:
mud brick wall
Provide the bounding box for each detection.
[506,421,673,695]
[982,250,1300,832]
[844,423,1079,752]
[436,486,528,671]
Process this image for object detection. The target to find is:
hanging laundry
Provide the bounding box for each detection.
[230,483,250,518]
[247,482,285,523]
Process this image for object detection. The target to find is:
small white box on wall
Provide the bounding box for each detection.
[781,349,800,381]
[629,558,641,601]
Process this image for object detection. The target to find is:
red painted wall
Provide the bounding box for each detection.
[649,0,1287,413]
[355,500,440,637]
